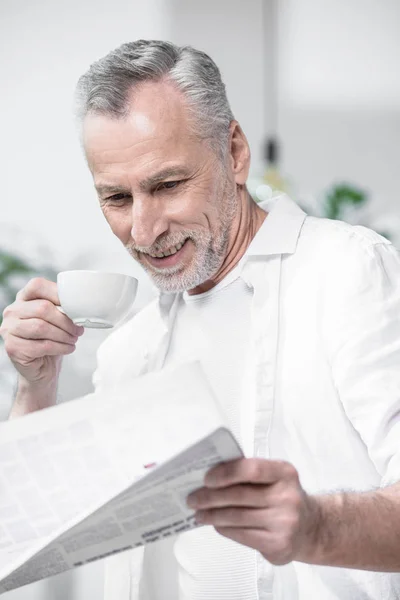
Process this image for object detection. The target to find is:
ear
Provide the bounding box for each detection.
[227,121,251,186]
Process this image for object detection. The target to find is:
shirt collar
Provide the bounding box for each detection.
[246,193,307,257]
[156,193,307,317]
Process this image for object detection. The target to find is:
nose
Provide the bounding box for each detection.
[130,196,168,248]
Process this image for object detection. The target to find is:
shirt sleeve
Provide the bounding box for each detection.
[323,234,400,487]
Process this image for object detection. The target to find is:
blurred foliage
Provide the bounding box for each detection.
[0,251,56,329]
[323,183,365,220]
[321,183,391,240]
[251,178,392,241]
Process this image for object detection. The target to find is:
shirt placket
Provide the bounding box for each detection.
[128,292,181,600]
[242,256,283,600]
[145,292,181,373]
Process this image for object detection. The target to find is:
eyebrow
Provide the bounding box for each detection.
[95,166,192,196]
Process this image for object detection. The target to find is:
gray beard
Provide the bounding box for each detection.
[126,183,238,294]
[143,230,230,293]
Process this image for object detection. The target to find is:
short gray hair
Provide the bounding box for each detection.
[75,39,235,158]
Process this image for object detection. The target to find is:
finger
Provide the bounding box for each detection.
[6,335,77,361]
[204,458,298,489]
[214,527,291,566]
[195,507,268,529]
[214,526,271,555]
[10,318,80,345]
[16,277,59,304]
[12,299,83,337]
[187,484,269,510]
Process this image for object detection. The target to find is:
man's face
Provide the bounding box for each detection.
[83,81,238,293]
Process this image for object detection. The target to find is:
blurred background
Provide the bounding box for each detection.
[1,0,399,597]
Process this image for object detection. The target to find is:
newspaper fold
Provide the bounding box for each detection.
[0,362,243,593]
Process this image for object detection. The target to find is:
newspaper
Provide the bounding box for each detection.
[0,362,243,593]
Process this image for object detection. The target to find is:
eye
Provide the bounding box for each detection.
[156,180,181,192]
[105,193,131,204]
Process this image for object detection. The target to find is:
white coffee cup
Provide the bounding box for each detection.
[57,270,138,329]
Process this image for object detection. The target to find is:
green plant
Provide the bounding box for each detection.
[323,183,366,220]
[0,250,56,328]
[321,183,391,240]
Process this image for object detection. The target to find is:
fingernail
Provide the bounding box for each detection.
[195,511,204,523]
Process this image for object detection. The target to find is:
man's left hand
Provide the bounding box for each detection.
[186,458,321,566]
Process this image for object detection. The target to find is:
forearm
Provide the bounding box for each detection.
[9,377,58,418]
[303,483,400,571]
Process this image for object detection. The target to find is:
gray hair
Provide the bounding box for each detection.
[75,39,235,158]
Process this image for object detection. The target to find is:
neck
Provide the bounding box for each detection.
[188,188,267,295]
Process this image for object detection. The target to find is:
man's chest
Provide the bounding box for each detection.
[163,287,253,441]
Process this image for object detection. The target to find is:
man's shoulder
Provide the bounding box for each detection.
[297,215,394,269]
[301,214,391,251]
[295,215,400,297]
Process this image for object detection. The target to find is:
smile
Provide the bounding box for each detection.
[143,239,190,268]
[147,240,185,258]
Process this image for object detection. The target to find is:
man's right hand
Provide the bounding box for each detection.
[0,277,84,395]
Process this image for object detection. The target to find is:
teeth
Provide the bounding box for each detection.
[149,240,185,258]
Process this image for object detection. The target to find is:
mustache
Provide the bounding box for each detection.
[129,233,194,255]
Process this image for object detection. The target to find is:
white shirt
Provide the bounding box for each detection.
[165,262,254,452]
[164,262,259,600]
[95,194,400,600]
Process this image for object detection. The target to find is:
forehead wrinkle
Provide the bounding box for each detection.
[88,128,192,185]
[85,108,200,168]
[89,135,161,167]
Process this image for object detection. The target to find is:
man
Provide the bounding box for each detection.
[1,39,400,599]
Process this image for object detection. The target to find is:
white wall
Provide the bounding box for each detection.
[279,0,400,111]
[277,0,400,233]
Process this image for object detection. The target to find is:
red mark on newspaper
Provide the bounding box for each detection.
[144,462,157,469]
